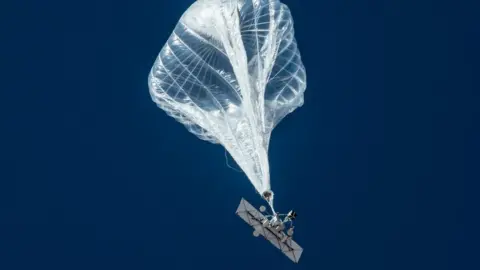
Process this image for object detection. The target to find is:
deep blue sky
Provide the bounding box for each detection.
[1,0,479,269]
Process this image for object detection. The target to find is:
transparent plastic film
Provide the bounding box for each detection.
[148,0,306,201]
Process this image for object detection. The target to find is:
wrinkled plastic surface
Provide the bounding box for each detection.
[148,0,306,196]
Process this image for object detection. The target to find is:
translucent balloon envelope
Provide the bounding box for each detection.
[148,0,306,206]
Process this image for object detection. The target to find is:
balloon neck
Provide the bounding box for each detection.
[262,190,275,213]
[262,190,274,201]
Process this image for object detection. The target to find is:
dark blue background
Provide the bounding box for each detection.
[1,0,478,269]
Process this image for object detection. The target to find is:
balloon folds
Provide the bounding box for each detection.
[148,0,306,202]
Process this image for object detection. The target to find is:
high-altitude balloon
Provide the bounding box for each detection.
[148,0,306,208]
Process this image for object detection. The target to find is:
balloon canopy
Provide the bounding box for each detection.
[148,0,306,206]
